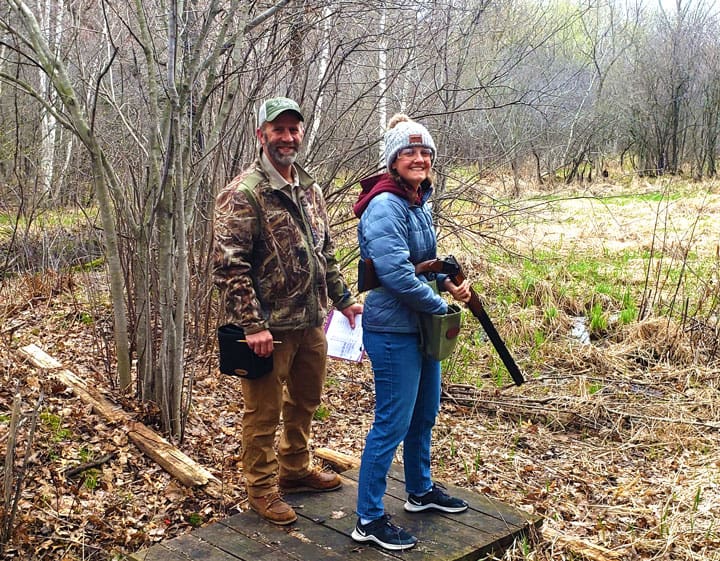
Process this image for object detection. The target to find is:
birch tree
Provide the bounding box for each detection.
[36,0,62,200]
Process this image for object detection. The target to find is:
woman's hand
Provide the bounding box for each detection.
[444,277,472,303]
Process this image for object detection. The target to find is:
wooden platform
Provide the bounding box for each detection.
[129,465,541,561]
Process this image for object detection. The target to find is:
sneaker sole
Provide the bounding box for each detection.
[404,500,469,513]
[351,529,417,551]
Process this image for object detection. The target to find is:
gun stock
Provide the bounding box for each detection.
[359,256,524,386]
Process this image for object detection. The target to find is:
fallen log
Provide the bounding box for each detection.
[18,344,223,498]
[314,447,361,472]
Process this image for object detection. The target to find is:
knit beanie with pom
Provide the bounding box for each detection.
[383,114,436,171]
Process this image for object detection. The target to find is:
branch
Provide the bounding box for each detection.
[64,452,117,479]
[0,71,74,131]
[244,0,291,32]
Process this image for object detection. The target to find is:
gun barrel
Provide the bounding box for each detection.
[357,256,524,386]
[464,290,525,386]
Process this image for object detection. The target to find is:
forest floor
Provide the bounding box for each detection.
[1,178,720,561]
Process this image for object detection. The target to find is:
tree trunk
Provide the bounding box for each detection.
[9,0,132,389]
[36,0,63,201]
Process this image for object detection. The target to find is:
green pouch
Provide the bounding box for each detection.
[419,303,463,361]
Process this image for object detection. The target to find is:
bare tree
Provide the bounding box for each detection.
[3,0,718,441]
[1,0,293,435]
[2,0,133,392]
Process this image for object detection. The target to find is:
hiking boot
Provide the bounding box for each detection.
[279,469,342,493]
[351,514,417,551]
[248,492,297,525]
[404,482,469,513]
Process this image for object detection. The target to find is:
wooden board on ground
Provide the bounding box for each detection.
[130,466,541,561]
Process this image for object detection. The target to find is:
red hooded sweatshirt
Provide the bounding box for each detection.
[353,173,423,218]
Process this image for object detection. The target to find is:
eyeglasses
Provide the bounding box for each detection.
[397,147,433,160]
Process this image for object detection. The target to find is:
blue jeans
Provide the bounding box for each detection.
[356,330,441,520]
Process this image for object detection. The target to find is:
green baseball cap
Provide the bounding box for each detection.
[257,97,304,127]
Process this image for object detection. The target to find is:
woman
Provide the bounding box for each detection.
[351,114,472,551]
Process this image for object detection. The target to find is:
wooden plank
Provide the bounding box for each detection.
[378,466,542,554]
[127,544,193,561]
[220,506,358,561]
[315,447,362,471]
[275,518,396,561]
[275,481,394,560]
[285,475,496,561]
[18,344,127,424]
[163,533,246,560]
[386,473,534,530]
[130,526,293,561]
[345,465,540,530]
[192,522,291,559]
[379,466,541,555]
[127,463,539,561]
[130,469,537,561]
[127,421,222,493]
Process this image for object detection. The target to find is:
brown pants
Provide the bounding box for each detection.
[240,326,327,498]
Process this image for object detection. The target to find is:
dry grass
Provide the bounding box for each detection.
[1,178,719,560]
[421,178,720,560]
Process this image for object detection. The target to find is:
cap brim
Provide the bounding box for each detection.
[265,109,304,123]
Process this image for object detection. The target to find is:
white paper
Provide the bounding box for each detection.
[324,309,364,362]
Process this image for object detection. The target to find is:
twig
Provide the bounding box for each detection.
[603,407,720,430]
[64,452,117,479]
[1,388,43,549]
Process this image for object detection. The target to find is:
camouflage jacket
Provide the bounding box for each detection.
[213,156,354,334]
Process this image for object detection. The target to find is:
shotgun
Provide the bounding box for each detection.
[358,256,524,386]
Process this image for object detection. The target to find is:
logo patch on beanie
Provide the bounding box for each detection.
[408,134,423,144]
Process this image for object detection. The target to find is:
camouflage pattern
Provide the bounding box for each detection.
[213,157,354,334]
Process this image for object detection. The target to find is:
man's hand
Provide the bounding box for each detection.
[245,329,275,357]
[444,277,472,303]
[340,303,364,329]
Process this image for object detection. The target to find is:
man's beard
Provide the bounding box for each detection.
[265,138,299,167]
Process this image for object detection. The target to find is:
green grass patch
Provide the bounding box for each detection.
[72,257,105,273]
[313,403,331,421]
[589,303,608,333]
[605,188,688,205]
[84,469,101,491]
[40,411,72,441]
[0,206,100,238]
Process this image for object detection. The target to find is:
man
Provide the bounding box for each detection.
[213,97,363,525]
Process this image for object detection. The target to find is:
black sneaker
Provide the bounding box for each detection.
[404,482,469,513]
[351,514,418,551]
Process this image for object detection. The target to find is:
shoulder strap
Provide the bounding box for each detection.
[237,172,264,238]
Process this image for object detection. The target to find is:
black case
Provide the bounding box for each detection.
[217,324,273,379]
